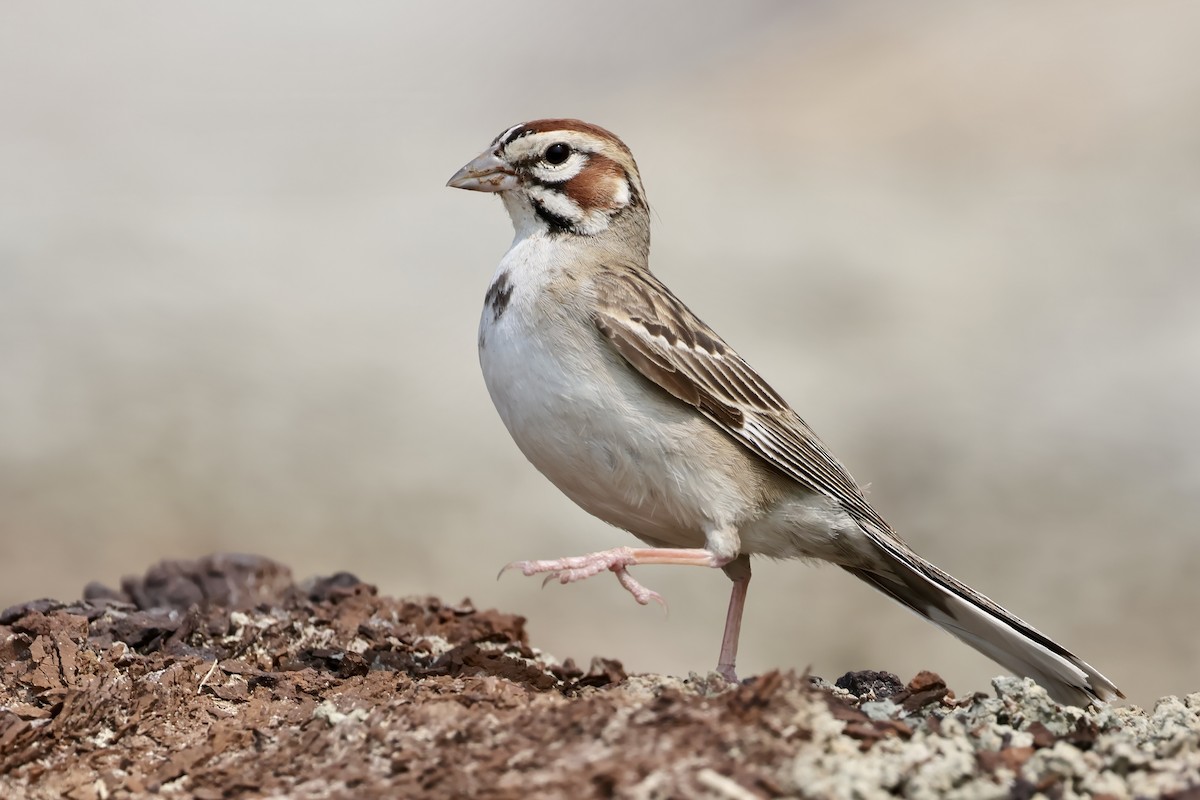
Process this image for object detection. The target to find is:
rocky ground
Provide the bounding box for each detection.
[1,555,1197,799]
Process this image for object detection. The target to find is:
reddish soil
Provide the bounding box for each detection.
[0,555,1193,799]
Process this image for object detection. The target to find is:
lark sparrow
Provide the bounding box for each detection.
[447,119,1121,706]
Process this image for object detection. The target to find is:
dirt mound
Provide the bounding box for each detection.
[1,555,1196,798]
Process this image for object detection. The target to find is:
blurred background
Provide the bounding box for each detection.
[2,1,1197,710]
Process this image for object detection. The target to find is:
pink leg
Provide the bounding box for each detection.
[501,545,729,608]
[716,555,752,682]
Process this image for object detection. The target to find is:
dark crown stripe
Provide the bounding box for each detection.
[502,126,532,146]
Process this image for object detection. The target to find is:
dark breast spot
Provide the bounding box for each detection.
[485,271,513,322]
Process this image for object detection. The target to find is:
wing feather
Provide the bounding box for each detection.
[592,265,1123,705]
[593,265,890,532]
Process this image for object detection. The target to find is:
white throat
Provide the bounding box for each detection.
[501,191,554,243]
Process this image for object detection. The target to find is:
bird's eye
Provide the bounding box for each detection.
[544,143,571,165]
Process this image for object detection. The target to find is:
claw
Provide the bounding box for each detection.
[614,566,667,612]
[499,560,542,580]
[496,547,668,609]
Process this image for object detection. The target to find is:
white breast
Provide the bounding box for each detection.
[476,237,750,549]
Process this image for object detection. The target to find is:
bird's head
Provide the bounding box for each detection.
[448,119,649,247]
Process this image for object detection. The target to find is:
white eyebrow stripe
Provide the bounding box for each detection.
[503,129,608,161]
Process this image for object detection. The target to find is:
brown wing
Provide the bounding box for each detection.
[592,265,892,533]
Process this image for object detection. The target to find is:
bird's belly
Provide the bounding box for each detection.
[479,314,730,547]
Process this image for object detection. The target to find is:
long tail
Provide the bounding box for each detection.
[844,530,1122,707]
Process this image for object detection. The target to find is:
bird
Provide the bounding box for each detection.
[447,118,1122,706]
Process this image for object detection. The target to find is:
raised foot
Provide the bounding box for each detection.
[500,546,666,608]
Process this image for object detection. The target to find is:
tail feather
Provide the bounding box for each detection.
[845,531,1122,707]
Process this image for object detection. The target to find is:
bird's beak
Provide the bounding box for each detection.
[446,150,518,193]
